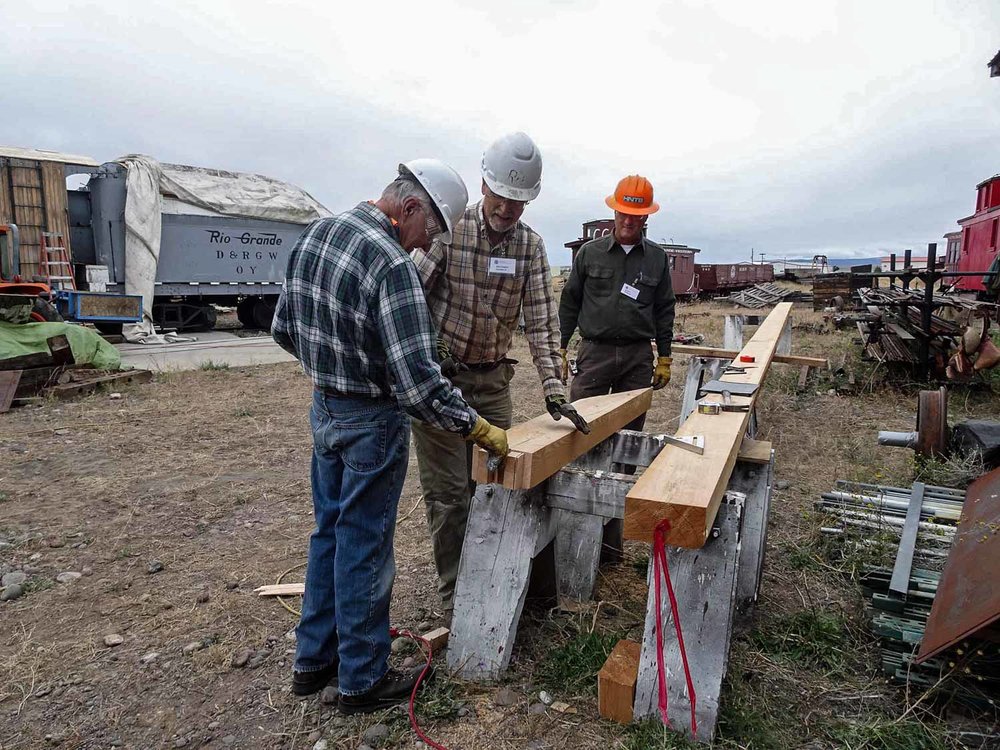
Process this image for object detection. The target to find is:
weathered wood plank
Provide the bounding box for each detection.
[723,315,744,350]
[733,457,774,616]
[777,318,792,356]
[0,370,21,413]
[545,468,635,519]
[633,499,743,742]
[554,511,606,601]
[448,484,557,680]
[671,344,826,369]
[599,639,642,724]
[555,436,614,601]
[471,389,652,490]
[48,369,152,399]
[624,303,792,547]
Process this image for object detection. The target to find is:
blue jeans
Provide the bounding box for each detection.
[294,390,409,695]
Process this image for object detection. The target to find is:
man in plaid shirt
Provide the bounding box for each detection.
[410,133,590,617]
[272,159,509,713]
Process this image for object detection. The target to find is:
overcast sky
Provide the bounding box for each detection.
[4,0,998,266]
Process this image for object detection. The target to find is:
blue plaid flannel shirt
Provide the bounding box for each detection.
[272,202,477,434]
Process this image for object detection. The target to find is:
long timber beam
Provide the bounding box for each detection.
[623,303,792,548]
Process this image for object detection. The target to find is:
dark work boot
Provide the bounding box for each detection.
[338,666,432,715]
[291,661,339,697]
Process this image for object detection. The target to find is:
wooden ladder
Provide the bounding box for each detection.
[40,232,76,291]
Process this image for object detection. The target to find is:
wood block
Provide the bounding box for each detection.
[737,438,772,465]
[471,389,652,490]
[670,344,826,369]
[598,639,641,724]
[624,303,792,548]
[422,626,450,652]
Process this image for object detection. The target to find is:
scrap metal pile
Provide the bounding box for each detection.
[817,477,1000,709]
[856,286,1000,379]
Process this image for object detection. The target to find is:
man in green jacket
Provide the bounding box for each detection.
[558,174,675,432]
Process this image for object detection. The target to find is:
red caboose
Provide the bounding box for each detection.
[954,174,1000,292]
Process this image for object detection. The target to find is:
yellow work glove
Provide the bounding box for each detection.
[467,416,509,457]
[559,348,569,384]
[652,356,673,390]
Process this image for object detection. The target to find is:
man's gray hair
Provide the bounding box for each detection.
[381,176,434,216]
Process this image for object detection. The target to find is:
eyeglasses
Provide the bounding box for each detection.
[485,186,528,210]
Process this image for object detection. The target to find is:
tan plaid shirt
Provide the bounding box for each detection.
[412,202,564,399]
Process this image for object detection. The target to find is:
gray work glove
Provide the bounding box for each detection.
[545,395,591,434]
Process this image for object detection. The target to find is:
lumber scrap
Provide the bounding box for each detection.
[0,370,21,413]
[471,388,652,490]
[624,303,792,548]
[448,484,559,679]
[670,344,826,369]
[255,583,304,597]
[598,639,641,724]
[423,626,450,652]
[47,369,152,399]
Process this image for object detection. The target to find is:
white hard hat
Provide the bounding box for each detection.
[481,132,542,202]
[398,159,468,244]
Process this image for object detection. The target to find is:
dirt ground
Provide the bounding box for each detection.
[2,298,999,750]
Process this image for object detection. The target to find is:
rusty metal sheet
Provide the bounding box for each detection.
[916,466,1000,662]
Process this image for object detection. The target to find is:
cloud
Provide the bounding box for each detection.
[2,0,998,267]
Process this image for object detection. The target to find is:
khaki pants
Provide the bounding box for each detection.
[411,363,514,609]
[570,340,653,432]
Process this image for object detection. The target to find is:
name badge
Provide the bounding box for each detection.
[489,257,517,275]
[621,283,640,300]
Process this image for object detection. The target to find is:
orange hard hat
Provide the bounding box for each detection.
[605,174,659,215]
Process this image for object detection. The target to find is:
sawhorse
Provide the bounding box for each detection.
[447,425,774,743]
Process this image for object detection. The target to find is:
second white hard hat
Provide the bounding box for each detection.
[399,159,469,244]
[481,132,542,202]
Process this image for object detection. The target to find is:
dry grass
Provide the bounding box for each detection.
[1,297,998,748]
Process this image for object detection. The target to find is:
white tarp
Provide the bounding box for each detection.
[113,154,331,342]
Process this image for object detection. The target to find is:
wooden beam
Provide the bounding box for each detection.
[671,344,826,369]
[624,303,792,548]
[471,388,652,490]
[598,639,641,724]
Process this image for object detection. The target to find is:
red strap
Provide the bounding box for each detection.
[652,518,698,736]
[389,627,449,750]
